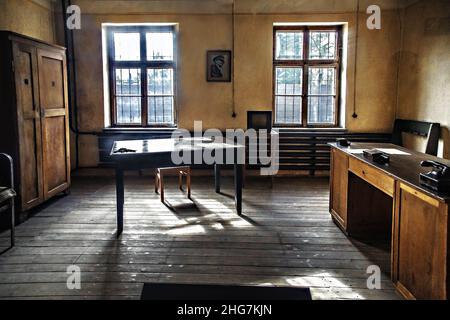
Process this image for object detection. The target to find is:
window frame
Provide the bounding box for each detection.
[272,25,343,128]
[107,25,178,128]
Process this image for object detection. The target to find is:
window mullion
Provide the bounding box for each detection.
[141,67,147,127]
[302,30,309,127]
[140,29,147,126]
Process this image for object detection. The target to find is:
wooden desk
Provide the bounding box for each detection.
[110,138,245,236]
[329,143,450,300]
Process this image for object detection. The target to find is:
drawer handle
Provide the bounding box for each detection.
[362,170,366,175]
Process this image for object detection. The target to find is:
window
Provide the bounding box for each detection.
[273,26,342,127]
[107,26,177,127]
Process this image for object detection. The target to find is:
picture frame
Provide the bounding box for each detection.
[206,50,232,82]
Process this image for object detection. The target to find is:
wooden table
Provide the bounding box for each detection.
[329,142,450,300]
[110,138,245,236]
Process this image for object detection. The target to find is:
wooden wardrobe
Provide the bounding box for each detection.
[0,31,70,220]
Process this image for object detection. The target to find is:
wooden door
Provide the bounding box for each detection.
[329,148,349,230]
[12,42,44,210]
[37,48,70,200]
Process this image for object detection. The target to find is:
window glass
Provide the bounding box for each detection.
[148,68,174,124]
[115,68,142,124]
[147,32,174,61]
[114,33,140,61]
[307,67,336,124]
[309,31,337,60]
[275,67,302,124]
[276,31,303,60]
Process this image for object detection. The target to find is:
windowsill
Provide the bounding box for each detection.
[103,126,177,133]
[102,126,347,133]
[273,127,347,131]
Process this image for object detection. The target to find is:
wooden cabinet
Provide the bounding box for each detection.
[0,32,70,219]
[329,148,348,230]
[392,183,449,300]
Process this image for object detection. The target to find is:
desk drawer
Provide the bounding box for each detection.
[349,158,395,196]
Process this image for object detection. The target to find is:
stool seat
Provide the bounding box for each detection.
[155,166,191,203]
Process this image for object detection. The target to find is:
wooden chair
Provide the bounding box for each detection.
[392,119,441,156]
[0,153,16,249]
[155,167,191,203]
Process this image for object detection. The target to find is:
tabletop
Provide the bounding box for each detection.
[111,137,244,156]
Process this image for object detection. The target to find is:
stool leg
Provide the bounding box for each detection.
[155,173,159,193]
[179,171,183,191]
[186,169,191,199]
[159,174,164,203]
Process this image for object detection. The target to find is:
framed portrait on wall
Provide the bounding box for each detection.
[207,50,232,82]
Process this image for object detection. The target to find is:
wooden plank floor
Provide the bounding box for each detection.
[0,175,400,300]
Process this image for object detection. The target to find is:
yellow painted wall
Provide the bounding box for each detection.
[397,0,450,159]
[234,12,401,133]
[0,0,55,43]
[67,0,403,166]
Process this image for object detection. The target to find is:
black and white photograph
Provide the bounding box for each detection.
[207,50,231,82]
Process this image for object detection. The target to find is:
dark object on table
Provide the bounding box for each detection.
[336,138,351,147]
[363,149,390,164]
[420,160,450,192]
[0,153,16,250]
[141,283,312,300]
[114,148,137,153]
[392,119,440,156]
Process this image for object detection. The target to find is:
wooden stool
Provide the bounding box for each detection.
[155,167,191,203]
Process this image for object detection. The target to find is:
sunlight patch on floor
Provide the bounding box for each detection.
[167,224,206,235]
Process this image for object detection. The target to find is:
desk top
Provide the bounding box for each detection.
[329,142,450,203]
[111,138,244,156]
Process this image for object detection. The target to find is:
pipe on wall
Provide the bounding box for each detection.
[61,0,102,170]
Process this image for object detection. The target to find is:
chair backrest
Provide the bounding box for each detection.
[247,111,272,131]
[392,119,441,156]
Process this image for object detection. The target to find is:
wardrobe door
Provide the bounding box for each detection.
[12,41,44,210]
[37,48,70,199]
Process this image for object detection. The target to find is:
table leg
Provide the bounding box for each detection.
[234,164,243,215]
[116,168,124,237]
[215,164,221,193]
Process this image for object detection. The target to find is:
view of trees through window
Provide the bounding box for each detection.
[109,26,176,126]
[274,26,341,126]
